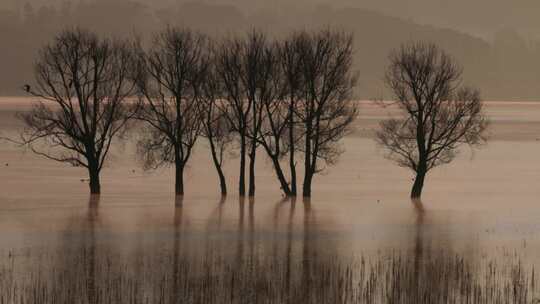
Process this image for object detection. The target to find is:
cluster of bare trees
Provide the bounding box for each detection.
[19,27,359,198]
[16,27,487,200]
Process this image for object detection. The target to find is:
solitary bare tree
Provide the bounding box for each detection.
[134,27,209,196]
[376,42,488,199]
[297,30,358,197]
[19,28,137,195]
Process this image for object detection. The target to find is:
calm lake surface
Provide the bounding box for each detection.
[1,98,540,302]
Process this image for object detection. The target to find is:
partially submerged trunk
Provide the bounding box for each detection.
[208,138,227,195]
[175,163,184,196]
[88,164,101,195]
[288,104,297,196]
[260,139,291,196]
[239,133,246,196]
[412,122,428,199]
[302,171,314,198]
[303,117,313,198]
[174,148,185,196]
[270,155,292,196]
[248,141,256,197]
[410,163,427,199]
[289,154,297,196]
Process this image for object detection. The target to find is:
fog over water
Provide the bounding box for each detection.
[2,2,540,300]
[2,98,540,301]
[2,99,540,263]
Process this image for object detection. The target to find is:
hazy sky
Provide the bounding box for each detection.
[337,0,540,39]
[4,0,540,39]
[2,0,540,99]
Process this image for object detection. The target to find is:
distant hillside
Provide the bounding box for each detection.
[1,1,539,100]
[302,7,496,99]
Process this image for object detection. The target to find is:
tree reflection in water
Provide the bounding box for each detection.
[0,196,537,303]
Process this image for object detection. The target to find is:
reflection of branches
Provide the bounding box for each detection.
[412,199,425,286]
[205,196,227,260]
[86,195,100,304]
[248,197,255,263]
[302,197,313,301]
[412,198,425,218]
[172,197,184,302]
[87,195,101,222]
[285,197,296,296]
[270,197,290,264]
[235,196,246,265]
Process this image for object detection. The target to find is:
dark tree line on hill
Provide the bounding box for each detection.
[2,1,540,100]
[17,27,358,198]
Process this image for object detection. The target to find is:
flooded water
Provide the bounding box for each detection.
[1,98,540,302]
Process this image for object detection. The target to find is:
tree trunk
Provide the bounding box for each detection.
[288,102,297,196]
[412,115,427,199]
[218,169,227,196]
[88,166,101,195]
[239,133,246,196]
[303,171,313,198]
[248,140,256,197]
[411,165,427,199]
[208,138,227,195]
[303,118,313,198]
[175,162,184,196]
[270,156,291,196]
[290,155,297,196]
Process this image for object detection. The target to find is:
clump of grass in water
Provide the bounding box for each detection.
[0,249,538,304]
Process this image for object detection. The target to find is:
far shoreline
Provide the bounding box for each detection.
[1,96,540,106]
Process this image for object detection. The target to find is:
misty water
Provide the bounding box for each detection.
[2,98,540,303]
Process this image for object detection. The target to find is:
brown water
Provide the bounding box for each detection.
[1,98,540,302]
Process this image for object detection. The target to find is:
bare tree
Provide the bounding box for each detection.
[216,30,274,197]
[277,32,308,196]
[215,36,249,196]
[134,27,209,196]
[376,42,488,199]
[200,60,234,196]
[242,31,270,197]
[297,30,358,197]
[18,28,137,195]
[256,40,293,196]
